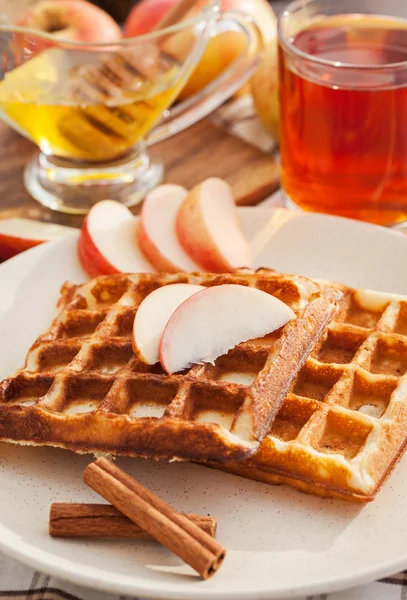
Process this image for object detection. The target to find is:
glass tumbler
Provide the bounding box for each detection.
[279,0,407,226]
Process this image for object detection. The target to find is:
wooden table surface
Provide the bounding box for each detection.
[0,115,281,229]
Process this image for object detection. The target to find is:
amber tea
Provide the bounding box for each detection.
[279,12,407,225]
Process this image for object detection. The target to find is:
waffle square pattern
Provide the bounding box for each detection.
[222,283,407,501]
[0,271,340,464]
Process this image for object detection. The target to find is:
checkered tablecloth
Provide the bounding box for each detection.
[0,550,406,600]
[1,96,406,600]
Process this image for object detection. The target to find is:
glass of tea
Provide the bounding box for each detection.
[278,0,407,226]
[0,1,259,214]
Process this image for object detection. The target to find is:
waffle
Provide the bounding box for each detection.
[0,271,340,464]
[220,282,407,502]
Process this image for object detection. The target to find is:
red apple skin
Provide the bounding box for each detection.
[0,240,40,260]
[124,0,177,37]
[17,0,122,55]
[77,218,119,278]
[0,233,43,259]
[124,0,274,39]
[0,219,73,259]
[0,244,18,260]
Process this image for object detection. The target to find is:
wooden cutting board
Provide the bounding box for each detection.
[0,116,280,228]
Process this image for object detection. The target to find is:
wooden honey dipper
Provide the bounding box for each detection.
[57,0,204,157]
[72,0,200,101]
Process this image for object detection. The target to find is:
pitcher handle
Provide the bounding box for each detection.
[146,10,261,147]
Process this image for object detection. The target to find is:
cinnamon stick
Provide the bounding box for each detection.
[49,503,217,539]
[83,458,226,579]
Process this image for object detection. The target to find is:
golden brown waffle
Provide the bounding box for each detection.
[0,271,340,464]
[220,282,407,501]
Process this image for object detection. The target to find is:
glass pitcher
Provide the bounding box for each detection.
[0,0,260,214]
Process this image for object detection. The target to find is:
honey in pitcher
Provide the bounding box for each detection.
[0,46,183,162]
[1,89,177,162]
[279,14,407,225]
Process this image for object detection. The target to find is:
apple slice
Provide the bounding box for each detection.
[159,284,296,374]
[78,200,155,277]
[176,177,251,273]
[133,283,204,364]
[0,218,72,259]
[138,184,203,273]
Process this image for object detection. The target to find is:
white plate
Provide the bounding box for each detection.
[1,208,407,600]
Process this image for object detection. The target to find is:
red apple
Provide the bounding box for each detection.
[176,178,251,273]
[78,200,155,277]
[132,283,204,365]
[137,184,202,273]
[159,284,295,374]
[124,0,277,100]
[125,0,275,43]
[17,0,122,54]
[124,0,178,37]
[0,218,72,260]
